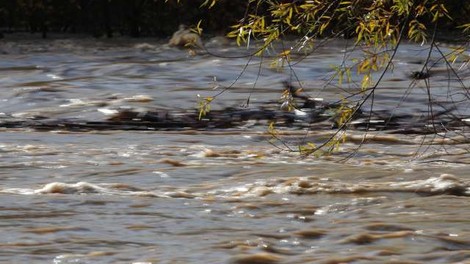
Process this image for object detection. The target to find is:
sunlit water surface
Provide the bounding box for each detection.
[0,36,469,264]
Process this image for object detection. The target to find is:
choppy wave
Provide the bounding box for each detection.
[2,174,468,199]
[210,173,470,198]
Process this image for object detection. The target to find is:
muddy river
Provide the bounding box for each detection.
[0,35,469,263]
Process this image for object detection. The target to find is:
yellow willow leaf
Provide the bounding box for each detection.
[236,35,242,46]
[449,54,458,64]
[358,59,370,73]
[432,11,440,23]
[201,0,217,8]
[459,23,470,32]
[209,0,217,8]
[195,20,203,35]
[371,62,378,71]
[346,68,352,83]
[280,49,291,57]
[268,121,278,136]
[320,23,328,34]
[361,74,371,90]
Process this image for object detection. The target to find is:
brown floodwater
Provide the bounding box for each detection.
[0,35,469,264]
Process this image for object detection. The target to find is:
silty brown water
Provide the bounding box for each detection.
[0,35,469,263]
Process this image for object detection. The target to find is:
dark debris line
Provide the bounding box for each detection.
[0,105,467,134]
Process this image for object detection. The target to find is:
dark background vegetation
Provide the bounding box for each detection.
[0,0,247,38]
[0,0,469,39]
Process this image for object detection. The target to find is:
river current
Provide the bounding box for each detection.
[0,35,469,264]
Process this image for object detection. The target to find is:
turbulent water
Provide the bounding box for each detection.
[0,34,469,264]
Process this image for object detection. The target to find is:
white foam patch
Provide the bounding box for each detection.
[36,182,107,194]
[122,95,153,102]
[97,108,119,115]
[46,73,63,80]
[210,174,470,198]
[59,98,87,107]
[1,182,195,198]
[391,174,468,193]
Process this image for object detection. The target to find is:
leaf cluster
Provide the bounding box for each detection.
[194,0,469,157]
